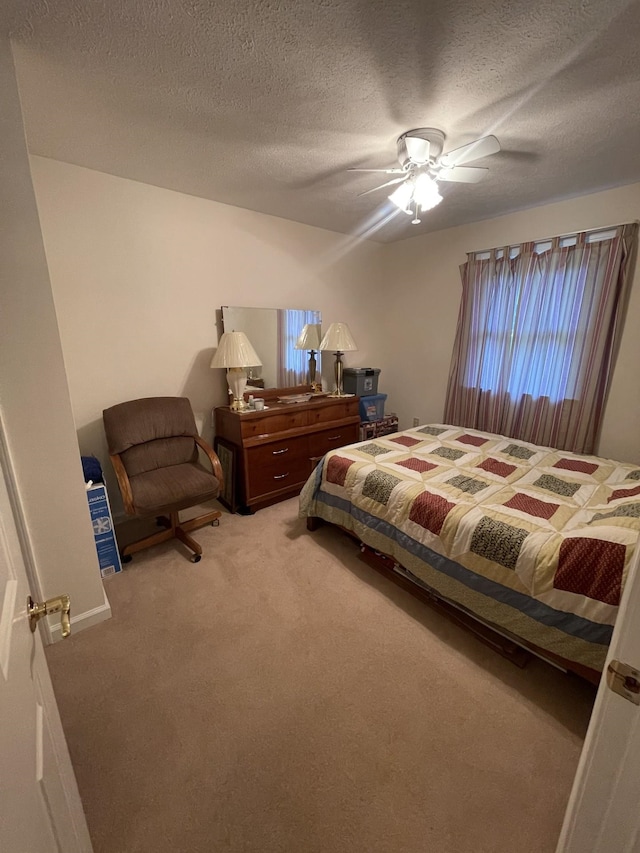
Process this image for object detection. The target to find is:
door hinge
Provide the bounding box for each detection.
[606,659,640,705]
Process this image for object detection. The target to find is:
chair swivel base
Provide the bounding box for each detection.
[121,508,221,563]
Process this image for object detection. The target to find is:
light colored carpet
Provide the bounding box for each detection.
[46,498,595,853]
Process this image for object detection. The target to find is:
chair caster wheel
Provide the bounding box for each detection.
[191,554,202,563]
[121,554,133,564]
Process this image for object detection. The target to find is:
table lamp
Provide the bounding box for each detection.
[210,331,262,411]
[295,323,322,390]
[319,322,358,397]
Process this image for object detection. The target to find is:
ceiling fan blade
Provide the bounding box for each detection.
[437,166,489,183]
[440,135,501,167]
[357,176,407,196]
[405,136,430,164]
[348,168,405,174]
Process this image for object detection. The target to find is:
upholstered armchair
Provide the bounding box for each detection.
[103,397,223,563]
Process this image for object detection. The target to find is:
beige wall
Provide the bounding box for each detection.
[29,157,640,533]
[381,184,640,464]
[0,39,109,632]
[30,157,385,510]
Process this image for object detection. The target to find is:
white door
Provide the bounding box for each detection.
[557,535,640,852]
[0,444,93,851]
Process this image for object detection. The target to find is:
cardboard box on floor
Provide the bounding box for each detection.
[86,483,122,578]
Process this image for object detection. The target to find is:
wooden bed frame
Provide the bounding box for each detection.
[307,515,601,685]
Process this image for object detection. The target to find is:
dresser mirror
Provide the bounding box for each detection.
[221,306,322,389]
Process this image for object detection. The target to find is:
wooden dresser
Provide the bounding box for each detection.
[214,393,360,513]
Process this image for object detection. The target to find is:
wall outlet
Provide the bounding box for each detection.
[412,417,420,427]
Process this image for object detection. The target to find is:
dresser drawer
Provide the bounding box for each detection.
[309,423,359,458]
[245,436,311,500]
[240,409,307,439]
[307,399,359,426]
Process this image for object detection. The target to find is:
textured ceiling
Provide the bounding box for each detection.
[4,0,640,242]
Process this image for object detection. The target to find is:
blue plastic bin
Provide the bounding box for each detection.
[359,393,387,422]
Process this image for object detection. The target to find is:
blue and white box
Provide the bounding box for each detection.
[86,483,122,578]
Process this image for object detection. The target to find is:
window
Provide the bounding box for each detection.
[465,247,592,404]
[444,224,637,453]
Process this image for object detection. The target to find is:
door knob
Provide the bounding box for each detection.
[27,594,71,638]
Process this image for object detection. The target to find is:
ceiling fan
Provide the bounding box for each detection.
[349,128,501,224]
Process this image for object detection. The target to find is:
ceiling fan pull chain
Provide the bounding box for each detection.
[412,200,421,225]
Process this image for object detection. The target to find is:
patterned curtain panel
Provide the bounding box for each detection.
[278,309,321,386]
[444,223,638,454]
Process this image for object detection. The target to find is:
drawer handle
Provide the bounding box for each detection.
[326,435,342,441]
[273,472,290,480]
[272,447,289,455]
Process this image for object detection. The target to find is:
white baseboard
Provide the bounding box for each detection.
[48,587,112,642]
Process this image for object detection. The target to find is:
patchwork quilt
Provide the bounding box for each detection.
[299,424,640,672]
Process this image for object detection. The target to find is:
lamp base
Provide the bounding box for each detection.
[308,350,317,387]
[227,367,248,411]
[331,350,346,397]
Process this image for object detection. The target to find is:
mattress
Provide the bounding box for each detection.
[299,423,640,672]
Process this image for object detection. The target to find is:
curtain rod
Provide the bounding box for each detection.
[472,219,639,257]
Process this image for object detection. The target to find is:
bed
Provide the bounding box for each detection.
[299,423,640,681]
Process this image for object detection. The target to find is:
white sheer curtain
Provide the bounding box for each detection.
[444,223,638,453]
[278,309,321,386]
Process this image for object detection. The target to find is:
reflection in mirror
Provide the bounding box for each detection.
[222,307,321,389]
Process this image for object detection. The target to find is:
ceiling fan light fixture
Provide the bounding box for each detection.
[419,188,443,212]
[388,181,414,212]
[362,129,498,226]
[420,196,443,213]
[413,173,443,211]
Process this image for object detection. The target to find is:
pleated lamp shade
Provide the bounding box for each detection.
[319,322,358,353]
[210,331,262,411]
[295,323,323,351]
[210,331,262,368]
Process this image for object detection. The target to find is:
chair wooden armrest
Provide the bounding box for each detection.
[194,435,225,494]
[110,453,136,516]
